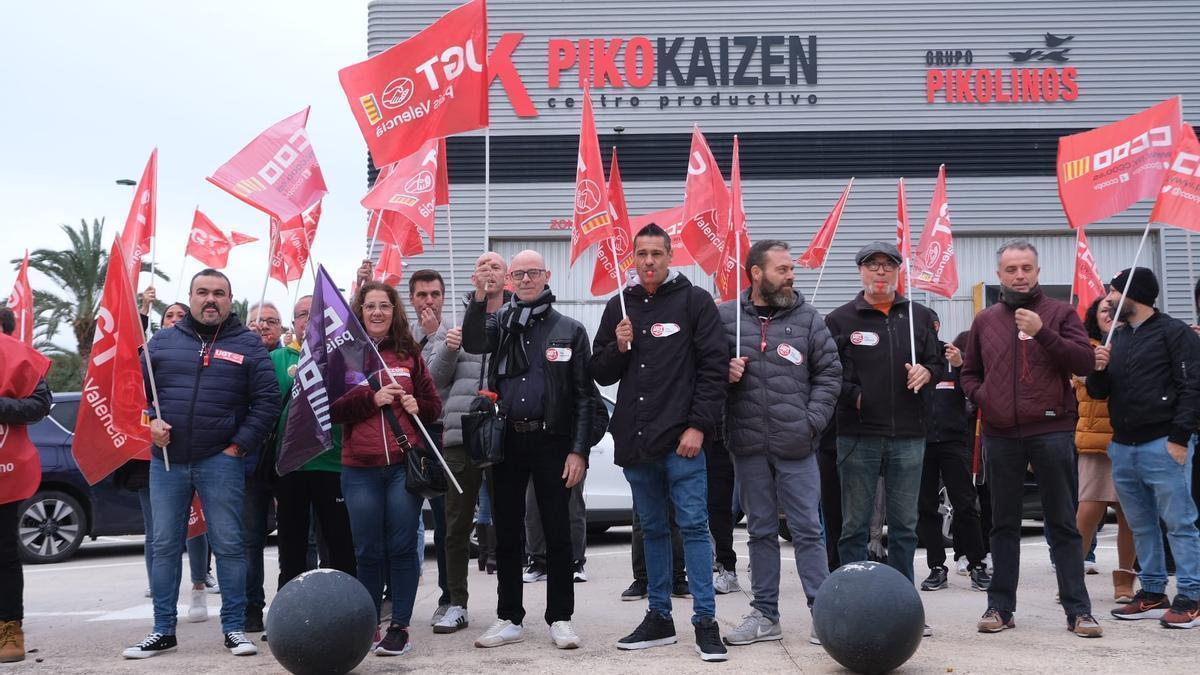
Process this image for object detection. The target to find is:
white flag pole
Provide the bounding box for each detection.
[484,127,492,250]
[608,234,627,318]
[366,209,384,258]
[256,223,275,322]
[810,257,830,305]
[735,234,742,359]
[905,257,918,369]
[118,239,168,471]
[1104,219,1154,347]
[173,253,188,307]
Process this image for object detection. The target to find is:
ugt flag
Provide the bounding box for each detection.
[896,178,912,294]
[278,265,388,474]
[361,137,446,243]
[591,149,633,296]
[7,250,33,346]
[185,209,256,269]
[1057,97,1182,228]
[571,85,614,265]
[0,332,51,505]
[118,149,157,286]
[715,136,750,302]
[338,0,488,166]
[207,108,328,224]
[72,241,152,485]
[680,125,730,275]
[1073,228,1106,321]
[797,179,854,269]
[1150,124,1200,233]
[912,165,959,299]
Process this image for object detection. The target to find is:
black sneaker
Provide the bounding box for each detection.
[921,566,949,591]
[621,579,648,601]
[694,617,728,662]
[375,625,411,656]
[672,578,692,598]
[969,564,992,592]
[224,631,258,656]
[244,604,265,633]
[122,633,177,659]
[616,610,677,650]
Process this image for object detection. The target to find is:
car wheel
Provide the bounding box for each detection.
[18,490,87,564]
[939,486,954,548]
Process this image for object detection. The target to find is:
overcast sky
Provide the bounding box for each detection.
[1,1,375,322]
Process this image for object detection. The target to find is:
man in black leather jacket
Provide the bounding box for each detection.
[462,249,594,650]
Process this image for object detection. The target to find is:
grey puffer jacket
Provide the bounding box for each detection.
[718,289,842,460]
[413,298,486,450]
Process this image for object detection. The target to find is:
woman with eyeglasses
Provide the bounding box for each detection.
[331,281,443,657]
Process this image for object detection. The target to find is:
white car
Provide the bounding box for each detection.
[582,395,633,533]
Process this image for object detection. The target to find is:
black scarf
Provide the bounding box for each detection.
[1000,283,1042,309]
[496,288,555,378]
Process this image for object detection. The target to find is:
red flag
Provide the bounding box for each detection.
[681,126,731,275]
[185,210,236,269]
[338,0,488,166]
[72,241,152,485]
[370,210,426,257]
[285,203,322,282]
[896,178,912,294]
[0,332,51,505]
[7,250,33,346]
[362,138,442,243]
[591,149,635,296]
[629,205,693,266]
[913,165,959,299]
[1072,227,1106,320]
[375,242,405,287]
[797,179,854,269]
[118,149,157,285]
[1057,97,1182,228]
[571,86,614,265]
[268,219,289,287]
[1150,124,1200,233]
[187,494,207,540]
[230,231,258,246]
[715,136,751,302]
[436,137,451,206]
[207,108,328,223]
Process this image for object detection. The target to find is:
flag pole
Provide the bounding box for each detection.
[118,239,168,471]
[1187,230,1197,325]
[1104,219,1154,347]
[607,234,627,318]
[445,203,459,325]
[484,127,491,250]
[810,257,830,305]
[904,255,919,373]
[366,209,383,258]
[257,222,275,322]
[173,244,189,304]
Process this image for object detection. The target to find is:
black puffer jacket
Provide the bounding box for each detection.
[590,272,728,467]
[718,290,841,459]
[1086,311,1200,446]
[824,292,943,439]
[925,345,971,444]
[462,293,595,458]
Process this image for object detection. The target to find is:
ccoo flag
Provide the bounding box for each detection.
[912,165,959,299]
[797,179,854,269]
[680,125,730,275]
[1149,124,1200,233]
[278,265,389,474]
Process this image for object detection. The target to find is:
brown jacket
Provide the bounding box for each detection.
[1073,339,1113,454]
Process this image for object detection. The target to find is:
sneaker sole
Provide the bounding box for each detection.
[1072,629,1103,638]
[553,638,582,649]
[695,645,729,662]
[1111,609,1168,620]
[616,636,677,650]
[122,647,176,660]
[920,582,948,591]
[475,636,523,648]
[522,576,547,584]
[723,632,782,646]
[229,646,258,656]
[433,621,468,634]
[1160,618,1200,629]
[977,622,1015,633]
[620,594,647,602]
[971,583,990,592]
[375,644,412,656]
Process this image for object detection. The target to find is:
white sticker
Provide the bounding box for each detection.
[1018,330,1034,341]
[388,366,411,378]
[850,331,880,347]
[545,347,573,362]
[651,323,681,337]
[935,381,956,390]
[776,343,804,365]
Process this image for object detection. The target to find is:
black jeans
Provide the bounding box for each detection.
[918,440,986,569]
[632,498,685,582]
[0,501,20,621]
[274,470,356,588]
[426,495,450,607]
[985,432,1091,616]
[706,439,737,573]
[493,430,573,625]
[817,450,842,570]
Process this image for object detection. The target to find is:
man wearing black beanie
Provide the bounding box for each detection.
[1089,267,1200,629]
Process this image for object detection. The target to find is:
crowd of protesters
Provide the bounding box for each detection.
[2,232,1199,665]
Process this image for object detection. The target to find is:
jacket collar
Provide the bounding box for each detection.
[851,291,910,314]
[738,287,806,319]
[177,312,247,340]
[627,270,689,298]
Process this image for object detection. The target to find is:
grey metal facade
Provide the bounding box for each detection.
[367,0,1200,339]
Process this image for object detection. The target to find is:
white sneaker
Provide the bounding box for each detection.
[984,553,993,573]
[187,589,207,623]
[205,572,220,594]
[143,588,152,598]
[433,605,469,634]
[956,558,970,576]
[809,625,821,645]
[713,567,741,594]
[1085,559,1099,575]
[475,619,523,648]
[550,620,581,649]
[923,624,933,637]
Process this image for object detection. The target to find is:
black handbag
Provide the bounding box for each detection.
[461,354,506,468]
[369,379,448,499]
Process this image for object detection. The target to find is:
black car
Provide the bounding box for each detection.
[19,392,145,564]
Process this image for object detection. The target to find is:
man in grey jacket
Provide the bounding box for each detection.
[717,240,842,647]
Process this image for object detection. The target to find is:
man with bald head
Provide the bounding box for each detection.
[463,249,598,651]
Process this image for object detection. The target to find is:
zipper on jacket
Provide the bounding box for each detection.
[184,329,206,464]
[1011,327,1019,431]
[886,310,897,437]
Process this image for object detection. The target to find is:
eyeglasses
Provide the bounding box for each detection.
[510,269,546,281]
[362,303,394,313]
[252,318,281,326]
[862,261,899,272]
[293,311,310,320]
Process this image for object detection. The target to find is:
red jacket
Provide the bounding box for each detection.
[330,341,443,468]
[960,288,1094,439]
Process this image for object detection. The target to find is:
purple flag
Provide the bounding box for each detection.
[277,265,387,475]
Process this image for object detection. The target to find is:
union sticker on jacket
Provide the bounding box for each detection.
[388,366,411,378]
[650,322,681,337]
[212,349,244,365]
[936,381,956,390]
[776,342,804,365]
[545,346,573,362]
[1017,330,1034,341]
[849,331,880,347]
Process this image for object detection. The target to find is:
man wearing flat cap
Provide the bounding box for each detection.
[1090,267,1200,629]
[823,241,941,606]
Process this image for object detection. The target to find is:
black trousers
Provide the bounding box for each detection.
[493,431,573,625]
[985,432,1091,617]
[0,501,20,621]
[275,470,357,588]
[706,439,737,572]
[918,440,986,569]
[817,450,842,570]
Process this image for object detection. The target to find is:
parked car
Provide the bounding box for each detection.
[19,392,145,564]
[581,395,632,533]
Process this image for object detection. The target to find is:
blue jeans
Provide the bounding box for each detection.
[1109,436,1200,600]
[341,464,423,628]
[624,450,715,624]
[837,435,924,582]
[137,488,209,586]
[149,452,247,634]
[242,476,272,609]
[476,480,492,525]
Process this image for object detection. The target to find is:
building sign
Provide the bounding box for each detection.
[924,32,1080,104]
